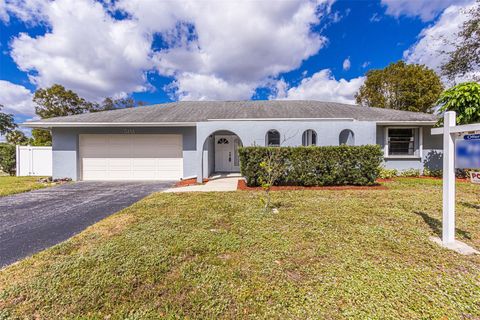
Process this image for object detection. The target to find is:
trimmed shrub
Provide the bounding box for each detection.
[239,145,383,187]
[399,169,421,177]
[423,168,443,178]
[456,169,475,179]
[379,168,398,179]
[0,143,16,176]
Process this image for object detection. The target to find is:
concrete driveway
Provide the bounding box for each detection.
[0,181,173,268]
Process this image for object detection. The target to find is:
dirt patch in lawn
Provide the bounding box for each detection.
[237,179,387,191]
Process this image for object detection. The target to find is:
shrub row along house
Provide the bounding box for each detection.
[23,100,441,182]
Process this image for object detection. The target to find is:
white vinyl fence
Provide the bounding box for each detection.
[16,145,52,177]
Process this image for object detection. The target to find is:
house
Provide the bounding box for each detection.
[23,100,442,182]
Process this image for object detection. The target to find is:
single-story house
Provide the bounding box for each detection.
[23,100,442,182]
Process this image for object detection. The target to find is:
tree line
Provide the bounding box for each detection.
[0,85,145,146]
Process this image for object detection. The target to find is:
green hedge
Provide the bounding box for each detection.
[0,143,16,176]
[239,145,383,187]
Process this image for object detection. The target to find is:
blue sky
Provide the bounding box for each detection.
[0,0,475,125]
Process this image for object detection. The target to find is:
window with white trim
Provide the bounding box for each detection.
[339,129,354,146]
[386,128,421,157]
[266,130,280,146]
[302,129,317,146]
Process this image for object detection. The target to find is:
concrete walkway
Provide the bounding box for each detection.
[164,176,240,193]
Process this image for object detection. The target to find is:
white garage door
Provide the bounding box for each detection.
[80,134,183,181]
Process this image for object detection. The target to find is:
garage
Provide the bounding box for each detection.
[79,134,183,181]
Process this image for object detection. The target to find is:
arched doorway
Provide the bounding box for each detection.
[202,130,243,177]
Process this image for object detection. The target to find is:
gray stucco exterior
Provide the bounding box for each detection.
[52,127,196,180]
[376,125,443,172]
[50,120,442,181]
[196,120,377,181]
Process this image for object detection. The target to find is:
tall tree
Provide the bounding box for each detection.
[31,129,52,146]
[442,1,480,82]
[32,84,145,144]
[437,82,480,126]
[96,97,145,112]
[355,61,444,113]
[0,104,17,135]
[6,130,28,145]
[33,84,96,119]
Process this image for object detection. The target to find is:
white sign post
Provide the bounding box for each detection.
[431,111,479,255]
[442,111,456,245]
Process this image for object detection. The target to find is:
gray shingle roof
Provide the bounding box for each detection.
[26,100,438,125]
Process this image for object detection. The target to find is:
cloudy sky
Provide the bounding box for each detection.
[0,0,477,124]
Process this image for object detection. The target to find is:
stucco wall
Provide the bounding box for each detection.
[376,125,443,172]
[51,122,443,182]
[51,126,196,180]
[196,120,378,181]
[201,135,215,179]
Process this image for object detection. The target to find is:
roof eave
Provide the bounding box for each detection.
[21,122,197,128]
[206,117,355,121]
[376,120,437,126]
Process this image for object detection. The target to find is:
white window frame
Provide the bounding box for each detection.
[265,129,281,146]
[384,127,423,159]
[302,129,317,146]
[339,129,355,146]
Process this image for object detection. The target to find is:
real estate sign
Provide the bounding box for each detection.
[471,172,480,184]
[456,137,480,169]
[464,134,480,140]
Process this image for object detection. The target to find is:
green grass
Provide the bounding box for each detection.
[0,176,50,197]
[0,178,479,319]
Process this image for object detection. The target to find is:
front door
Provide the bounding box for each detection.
[215,135,241,172]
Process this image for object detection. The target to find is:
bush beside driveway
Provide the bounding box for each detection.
[0,178,479,318]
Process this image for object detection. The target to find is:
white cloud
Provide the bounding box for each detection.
[117,0,332,100]
[2,0,48,24]
[404,1,479,82]
[369,12,381,22]
[381,0,469,21]
[0,80,35,116]
[342,57,351,71]
[8,0,153,101]
[272,69,364,104]
[168,73,255,101]
[0,0,9,22]
[3,0,335,103]
[361,61,371,68]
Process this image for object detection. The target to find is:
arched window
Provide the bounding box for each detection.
[339,129,355,146]
[266,130,280,146]
[217,138,229,144]
[302,129,317,146]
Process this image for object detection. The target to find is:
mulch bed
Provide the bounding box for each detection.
[175,178,209,187]
[237,179,388,191]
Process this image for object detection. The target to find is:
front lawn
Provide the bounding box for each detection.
[1,178,479,318]
[0,176,50,197]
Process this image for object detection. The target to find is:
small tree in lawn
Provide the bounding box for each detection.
[437,82,480,126]
[258,147,285,211]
